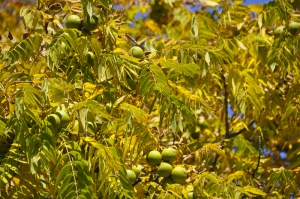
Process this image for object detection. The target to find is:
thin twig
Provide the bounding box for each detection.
[226,120,255,139]
[211,74,229,170]
[252,136,261,178]
[62,137,79,199]
[125,33,142,48]
[132,177,142,187]
[210,153,220,171]
[210,120,255,171]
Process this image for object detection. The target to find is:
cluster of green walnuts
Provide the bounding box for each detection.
[126,148,195,198]
[64,13,144,70]
[45,111,70,131]
[66,14,98,33]
[274,21,300,36]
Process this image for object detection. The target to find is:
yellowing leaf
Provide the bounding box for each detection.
[236,39,247,50]
[200,0,220,7]
[113,95,126,108]
[13,177,20,185]
[53,19,63,29]
[145,20,162,34]
[113,48,123,54]
[248,4,264,13]
[139,4,149,14]
[120,103,149,123]
[87,88,104,100]
[205,51,210,65]
[200,143,226,157]
[84,82,96,93]
[227,171,246,182]
[243,186,267,196]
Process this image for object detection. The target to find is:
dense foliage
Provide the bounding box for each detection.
[0,0,300,198]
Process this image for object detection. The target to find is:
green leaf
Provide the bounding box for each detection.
[159,59,200,77]
[149,64,172,96]
[55,165,72,190]
[243,185,267,196]
[205,51,210,65]
[3,34,42,66]
[119,103,149,123]
[73,100,112,120]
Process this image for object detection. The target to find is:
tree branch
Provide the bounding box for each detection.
[221,74,230,138]
[252,136,262,178]
[210,74,229,170]
[125,33,142,48]
[210,153,220,171]
[210,119,255,171]
[211,74,255,171]
[226,120,255,139]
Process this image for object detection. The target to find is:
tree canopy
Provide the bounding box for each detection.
[0,0,300,198]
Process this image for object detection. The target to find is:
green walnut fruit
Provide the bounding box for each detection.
[132,164,144,176]
[158,162,173,177]
[162,147,176,162]
[146,150,162,166]
[46,114,61,130]
[171,167,187,184]
[289,21,300,35]
[233,28,239,37]
[274,26,285,36]
[154,41,164,51]
[129,46,144,58]
[87,52,95,65]
[56,111,70,128]
[126,169,136,183]
[66,15,82,30]
[84,15,98,31]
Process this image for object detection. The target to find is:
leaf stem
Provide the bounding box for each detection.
[62,137,79,199]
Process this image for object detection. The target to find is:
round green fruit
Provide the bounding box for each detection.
[146,150,162,166]
[87,52,95,65]
[233,28,239,37]
[126,169,136,183]
[129,46,144,58]
[289,21,300,35]
[56,111,70,128]
[274,26,285,36]
[161,147,176,162]
[155,41,164,51]
[46,114,61,130]
[84,15,98,31]
[158,162,173,177]
[66,15,82,30]
[171,167,187,184]
[132,164,144,176]
[191,132,200,139]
